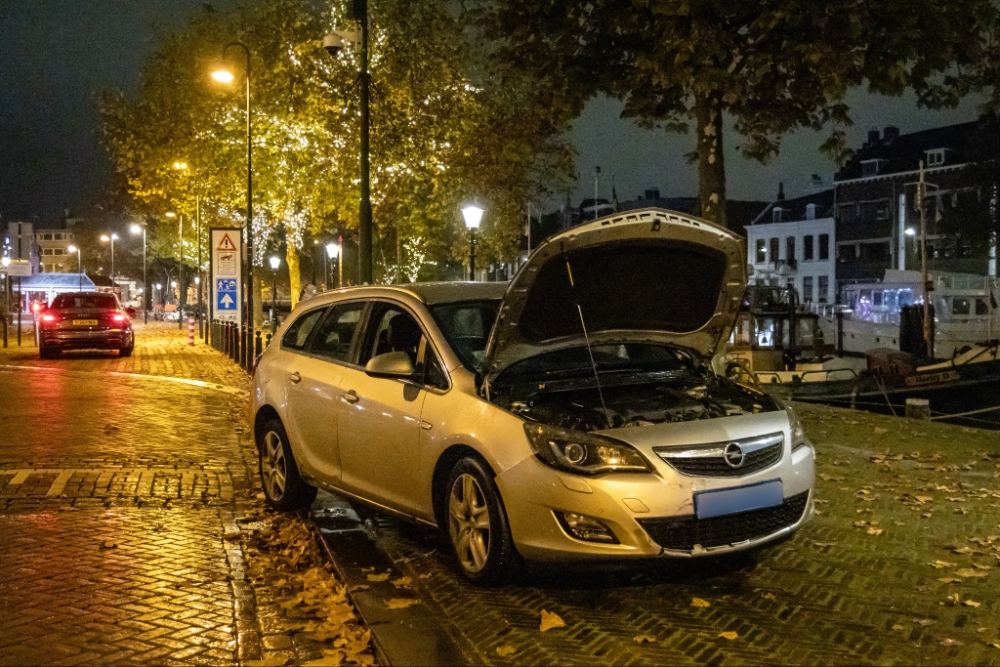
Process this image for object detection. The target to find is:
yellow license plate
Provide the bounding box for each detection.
[72,319,99,326]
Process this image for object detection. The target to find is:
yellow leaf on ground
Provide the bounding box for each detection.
[940,638,963,647]
[367,573,390,582]
[691,597,711,608]
[956,568,989,578]
[930,560,957,569]
[867,528,883,536]
[391,576,412,589]
[495,645,516,657]
[386,598,420,610]
[540,609,566,632]
[963,600,982,607]
[917,619,936,626]
[718,631,738,641]
[989,642,1000,649]
[891,624,905,631]
[937,578,963,584]
[633,635,656,644]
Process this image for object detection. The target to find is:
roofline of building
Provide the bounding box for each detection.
[832,162,968,186]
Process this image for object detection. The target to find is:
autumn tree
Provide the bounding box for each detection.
[484,0,997,227]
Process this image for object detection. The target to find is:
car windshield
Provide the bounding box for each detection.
[430,300,501,372]
[51,294,118,310]
[494,343,694,386]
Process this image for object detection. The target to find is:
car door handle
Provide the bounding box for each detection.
[341,390,359,404]
[289,372,301,384]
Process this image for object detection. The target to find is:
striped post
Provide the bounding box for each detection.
[188,316,195,346]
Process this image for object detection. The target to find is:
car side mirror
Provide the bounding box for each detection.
[126,307,137,319]
[364,351,415,378]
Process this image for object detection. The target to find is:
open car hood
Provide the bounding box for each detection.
[481,208,746,388]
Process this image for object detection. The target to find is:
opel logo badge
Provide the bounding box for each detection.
[724,442,745,468]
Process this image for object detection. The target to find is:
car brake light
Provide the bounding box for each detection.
[112,313,127,323]
[41,314,57,323]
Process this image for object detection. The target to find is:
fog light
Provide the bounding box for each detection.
[556,511,619,544]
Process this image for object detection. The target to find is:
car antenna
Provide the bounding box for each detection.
[563,253,612,429]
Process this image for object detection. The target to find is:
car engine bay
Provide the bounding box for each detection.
[498,375,778,432]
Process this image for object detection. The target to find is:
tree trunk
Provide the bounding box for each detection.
[253,273,264,329]
[695,92,727,229]
[285,241,302,310]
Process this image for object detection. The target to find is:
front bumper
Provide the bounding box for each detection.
[41,328,131,350]
[497,441,815,562]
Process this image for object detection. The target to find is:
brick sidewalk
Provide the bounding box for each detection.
[0,325,368,666]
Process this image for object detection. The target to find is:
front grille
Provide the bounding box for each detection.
[654,432,784,477]
[637,491,810,551]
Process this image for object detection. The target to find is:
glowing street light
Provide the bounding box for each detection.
[325,242,341,289]
[99,233,120,288]
[67,244,82,291]
[462,205,484,281]
[212,41,254,334]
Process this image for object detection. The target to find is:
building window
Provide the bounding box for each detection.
[861,160,887,177]
[42,233,53,241]
[818,276,829,303]
[772,207,783,223]
[806,203,817,220]
[42,248,53,256]
[819,234,830,260]
[803,235,814,261]
[925,149,946,166]
[769,238,779,264]
[53,248,64,255]
[802,276,814,303]
[755,239,766,263]
[786,237,795,263]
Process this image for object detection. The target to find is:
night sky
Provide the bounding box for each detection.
[0,1,986,227]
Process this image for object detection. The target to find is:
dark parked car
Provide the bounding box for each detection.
[39,292,135,358]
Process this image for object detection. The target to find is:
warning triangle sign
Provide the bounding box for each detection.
[217,233,238,252]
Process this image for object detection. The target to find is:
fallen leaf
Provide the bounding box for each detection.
[974,563,993,570]
[813,542,836,548]
[367,573,390,582]
[937,578,963,584]
[917,619,936,626]
[930,560,957,569]
[956,568,989,578]
[762,593,776,600]
[386,598,419,610]
[963,600,982,607]
[633,635,657,644]
[989,642,1000,649]
[390,576,412,589]
[874,427,887,435]
[691,597,711,608]
[867,528,883,536]
[940,638,963,647]
[891,624,906,631]
[540,609,566,632]
[718,631,738,641]
[495,645,516,657]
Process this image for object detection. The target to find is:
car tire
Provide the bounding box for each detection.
[119,337,134,357]
[442,457,518,586]
[258,417,317,511]
[39,344,59,359]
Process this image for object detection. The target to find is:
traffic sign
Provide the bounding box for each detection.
[217,279,238,311]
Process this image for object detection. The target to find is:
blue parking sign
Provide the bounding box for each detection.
[217,279,238,311]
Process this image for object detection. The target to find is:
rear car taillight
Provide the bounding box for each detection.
[112,313,127,323]
[41,313,57,323]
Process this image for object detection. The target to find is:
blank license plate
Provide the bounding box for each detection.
[695,480,783,519]
[72,319,99,326]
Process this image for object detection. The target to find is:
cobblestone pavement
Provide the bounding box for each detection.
[0,326,268,666]
[319,405,1000,666]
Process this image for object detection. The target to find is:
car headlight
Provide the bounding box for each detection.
[523,422,651,475]
[786,406,808,451]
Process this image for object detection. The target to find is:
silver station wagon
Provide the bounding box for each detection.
[252,208,815,584]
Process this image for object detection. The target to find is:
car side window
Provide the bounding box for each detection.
[308,302,365,362]
[360,304,424,368]
[281,308,326,351]
[421,342,449,390]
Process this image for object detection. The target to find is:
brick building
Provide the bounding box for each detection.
[833,119,1000,287]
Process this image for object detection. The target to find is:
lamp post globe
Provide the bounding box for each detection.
[462,205,483,281]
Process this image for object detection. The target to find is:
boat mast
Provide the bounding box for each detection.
[918,161,931,357]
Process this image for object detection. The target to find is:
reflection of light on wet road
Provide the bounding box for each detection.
[0,365,246,396]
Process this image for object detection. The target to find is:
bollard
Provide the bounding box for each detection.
[188,316,195,346]
[905,398,931,420]
[255,330,262,359]
[265,332,272,348]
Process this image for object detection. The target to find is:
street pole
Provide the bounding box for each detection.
[142,228,147,324]
[359,0,373,284]
[110,235,115,288]
[178,213,185,330]
[594,165,601,220]
[469,229,476,280]
[197,194,203,340]
[918,161,931,358]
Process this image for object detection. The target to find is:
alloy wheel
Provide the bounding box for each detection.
[262,430,287,500]
[448,473,491,573]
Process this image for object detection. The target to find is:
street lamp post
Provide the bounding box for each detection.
[100,233,119,289]
[269,255,280,330]
[462,205,483,281]
[213,42,254,331]
[325,242,340,289]
[68,245,82,291]
[130,223,147,324]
